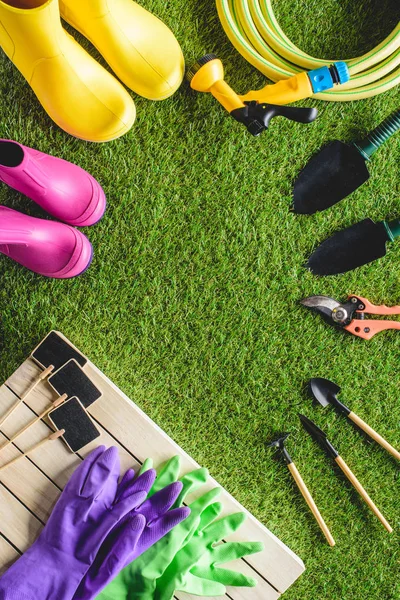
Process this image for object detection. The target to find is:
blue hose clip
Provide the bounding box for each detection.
[308,61,350,93]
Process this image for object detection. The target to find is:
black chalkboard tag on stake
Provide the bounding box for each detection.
[0,332,89,432]
[31,331,87,372]
[0,397,100,471]
[28,330,87,399]
[0,331,88,432]
[48,397,101,453]
[48,360,102,408]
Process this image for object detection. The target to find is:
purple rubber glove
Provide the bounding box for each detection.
[73,468,191,600]
[0,446,156,600]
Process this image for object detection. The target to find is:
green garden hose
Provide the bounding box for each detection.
[216,0,400,100]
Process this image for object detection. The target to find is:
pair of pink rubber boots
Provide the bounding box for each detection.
[0,140,106,278]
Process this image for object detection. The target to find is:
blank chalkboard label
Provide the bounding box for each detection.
[48,397,100,452]
[32,332,87,371]
[48,360,102,408]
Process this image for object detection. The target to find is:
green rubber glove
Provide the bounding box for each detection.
[154,511,264,599]
[139,456,181,496]
[97,456,219,600]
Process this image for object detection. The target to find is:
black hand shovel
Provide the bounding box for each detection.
[293,109,400,214]
[307,217,400,275]
[308,378,400,460]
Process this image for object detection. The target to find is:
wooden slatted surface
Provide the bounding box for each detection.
[0,332,304,598]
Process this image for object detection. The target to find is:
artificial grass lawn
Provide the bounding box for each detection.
[0,0,399,598]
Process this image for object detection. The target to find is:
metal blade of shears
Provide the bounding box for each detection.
[300,295,342,325]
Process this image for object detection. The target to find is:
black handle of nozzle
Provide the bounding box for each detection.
[231,102,318,136]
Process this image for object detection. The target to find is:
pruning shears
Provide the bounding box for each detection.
[301,295,400,340]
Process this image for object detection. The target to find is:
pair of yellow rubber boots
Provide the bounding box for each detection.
[0,0,184,141]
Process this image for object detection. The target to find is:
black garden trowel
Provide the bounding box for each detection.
[299,414,392,532]
[308,378,400,460]
[293,109,400,214]
[307,217,400,275]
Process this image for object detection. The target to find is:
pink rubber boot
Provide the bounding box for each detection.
[0,207,93,278]
[0,140,106,226]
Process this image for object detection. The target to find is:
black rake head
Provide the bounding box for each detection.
[267,432,291,450]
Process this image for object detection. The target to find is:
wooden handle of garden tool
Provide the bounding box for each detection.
[288,462,335,546]
[0,430,65,472]
[348,412,400,461]
[335,455,392,533]
[0,394,67,454]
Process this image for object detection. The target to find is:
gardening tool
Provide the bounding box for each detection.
[187,55,349,136]
[0,140,106,226]
[267,433,335,546]
[308,378,400,461]
[306,217,400,275]
[299,414,392,533]
[301,294,400,340]
[0,429,65,472]
[0,394,67,455]
[293,109,400,213]
[216,0,400,101]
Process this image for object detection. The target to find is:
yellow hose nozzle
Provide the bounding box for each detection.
[186,55,350,135]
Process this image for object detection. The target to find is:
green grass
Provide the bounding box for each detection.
[0,0,399,598]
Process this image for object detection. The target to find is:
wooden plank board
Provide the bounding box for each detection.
[0,332,304,598]
[0,537,20,575]
[0,484,43,550]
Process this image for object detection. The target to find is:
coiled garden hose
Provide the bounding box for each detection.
[216,0,400,100]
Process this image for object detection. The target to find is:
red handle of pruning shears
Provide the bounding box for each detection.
[355,296,400,315]
[344,295,400,339]
[345,320,400,340]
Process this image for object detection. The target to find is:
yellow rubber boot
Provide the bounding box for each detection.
[0,0,136,141]
[60,0,185,100]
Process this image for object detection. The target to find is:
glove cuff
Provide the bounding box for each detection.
[0,542,87,600]
[0,589,34,600]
